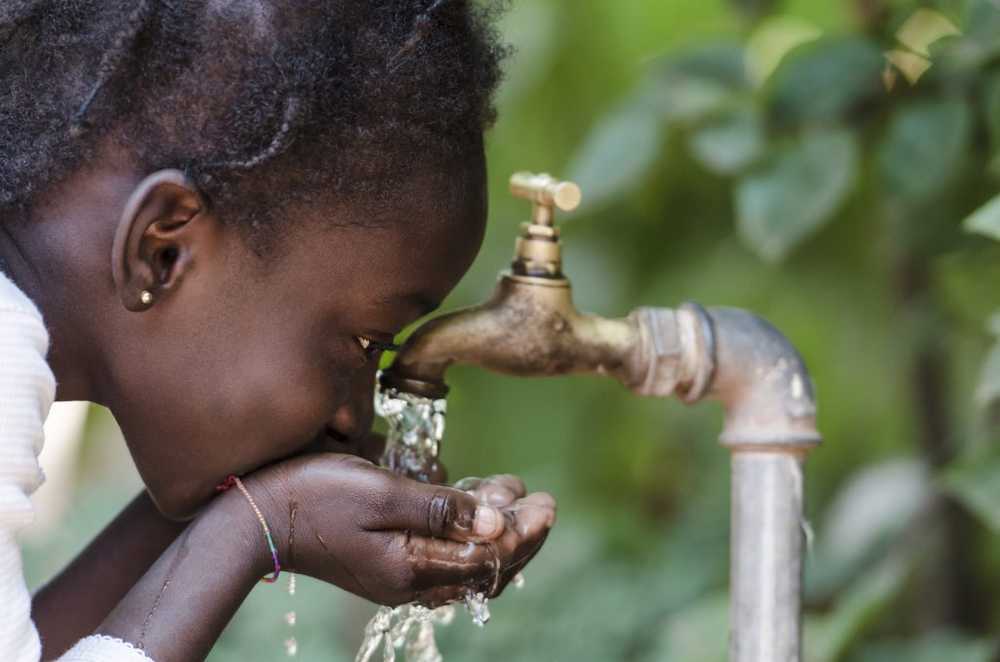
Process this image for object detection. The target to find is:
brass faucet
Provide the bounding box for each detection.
[381,171,822,662]
[379,172,646,400]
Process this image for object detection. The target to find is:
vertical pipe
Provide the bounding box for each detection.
[730,450,805,662]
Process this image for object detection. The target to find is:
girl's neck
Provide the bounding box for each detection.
[0,171,135,405]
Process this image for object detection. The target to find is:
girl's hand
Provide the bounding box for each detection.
[241,454,556,607]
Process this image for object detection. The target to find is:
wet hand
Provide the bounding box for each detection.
[423,474,556,605]
[240,455,554,607]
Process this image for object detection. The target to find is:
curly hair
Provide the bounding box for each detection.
[0,0,508,250]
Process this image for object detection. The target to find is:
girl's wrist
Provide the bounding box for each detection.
[207,485,281,581]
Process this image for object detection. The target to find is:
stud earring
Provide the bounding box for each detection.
[140,290,154,306]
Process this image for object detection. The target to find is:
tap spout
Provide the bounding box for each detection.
[380,273,641,399]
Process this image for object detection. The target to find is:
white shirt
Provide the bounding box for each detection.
[0,271,152,661]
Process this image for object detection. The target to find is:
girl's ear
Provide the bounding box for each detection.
[112,169,213,312]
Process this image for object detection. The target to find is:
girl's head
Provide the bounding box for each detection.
[0,0,507,518]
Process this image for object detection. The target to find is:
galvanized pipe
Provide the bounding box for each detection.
[730,450,806,662]
[629,304,819,662]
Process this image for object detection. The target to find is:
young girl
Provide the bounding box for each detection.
[0,1,556,660]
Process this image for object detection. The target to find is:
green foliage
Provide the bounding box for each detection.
[944,449,1000,533]
[964,193,1000,240]
[736,129,858,261]
[848,630,997,662]
[878,98,972,204]
[566,93,665,213]
[689,106,765,175]
[766,37,884,126]
[806,554,912,662]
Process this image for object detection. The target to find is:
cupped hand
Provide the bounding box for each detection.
[240,454,555,607]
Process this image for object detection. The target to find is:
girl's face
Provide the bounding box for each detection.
[112,155,488,519]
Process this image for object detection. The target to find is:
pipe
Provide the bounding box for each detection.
[632,305,819,662]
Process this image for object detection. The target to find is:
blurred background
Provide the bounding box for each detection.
[21,0,1000,660]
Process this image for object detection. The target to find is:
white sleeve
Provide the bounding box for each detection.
[0,276,156,662]
[58,636,155,662]
[0,282,56,662]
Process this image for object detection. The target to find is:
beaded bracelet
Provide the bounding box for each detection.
[216,474,282,583]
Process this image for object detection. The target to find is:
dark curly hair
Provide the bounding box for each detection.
[0,0,508,250]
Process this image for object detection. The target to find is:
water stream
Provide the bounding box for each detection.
[356,376,505,662]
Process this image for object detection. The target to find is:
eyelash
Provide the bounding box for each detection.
[355,336,400,361]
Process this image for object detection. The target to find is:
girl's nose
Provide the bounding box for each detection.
[329,368,376,442]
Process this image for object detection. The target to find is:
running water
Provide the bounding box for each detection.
[356,377,517,662]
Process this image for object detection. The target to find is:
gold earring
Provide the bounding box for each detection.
[140,290,154,305]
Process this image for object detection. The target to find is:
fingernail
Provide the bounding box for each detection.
[474,505,502,537]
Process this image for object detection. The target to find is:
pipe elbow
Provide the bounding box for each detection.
[705,307,820,449]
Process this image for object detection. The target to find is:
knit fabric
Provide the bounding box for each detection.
[0,272,155,661]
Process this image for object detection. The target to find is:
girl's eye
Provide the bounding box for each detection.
[354,335,400,361]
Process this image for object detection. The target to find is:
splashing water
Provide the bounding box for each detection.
[375,384,447,483]
[358,377,521,661]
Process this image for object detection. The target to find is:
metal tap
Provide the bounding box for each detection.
[381,172,822,662]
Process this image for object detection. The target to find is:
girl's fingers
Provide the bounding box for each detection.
[454,474,527,507]
[398,492,556,592]
[376,477,505,541]
[475,474,526,507]
[502,492,557,537]
[404,537,500,590]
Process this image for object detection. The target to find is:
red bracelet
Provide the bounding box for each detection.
[217,475,281,583]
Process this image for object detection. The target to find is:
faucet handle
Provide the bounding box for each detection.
[509,172,582,220]
[508,171,579,279]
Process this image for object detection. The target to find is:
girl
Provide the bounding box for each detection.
[0,1,556,660]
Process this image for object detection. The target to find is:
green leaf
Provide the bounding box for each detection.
[963,193,1000,241]
[766,37,884,127]
[944,450,1000,532]
[745,15,823,85]
[878,99,972,204]
[806,459,931,601]
[959,0,1000,65]
[650,43,748,124]
[805,555,910,662]
[647,592,729,662]
[983,73,1000,178]
[688,107,764,175]
[566,94,664,213]
[852,630,997,662]
[735,129,858,262]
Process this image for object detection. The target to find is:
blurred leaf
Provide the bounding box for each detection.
[807,459,931,601]
[735,129,858,262]
[728,0,779,24]
[767,37,884,126]
[566,93,664,213]
[963,191,1000,240]
[745,14,823,85]
[878,98,972,203]
[894,9,960,58]
[647,592,728,662]
[688,106,765,175]
[984,72,1000,177]
[957,0,1000,66]
[944,447,1000,532]
[650,43,748,124]
[883,49,932,86]
[496,2,559,106]
[805,554,911,662]
[851,629,997,662]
